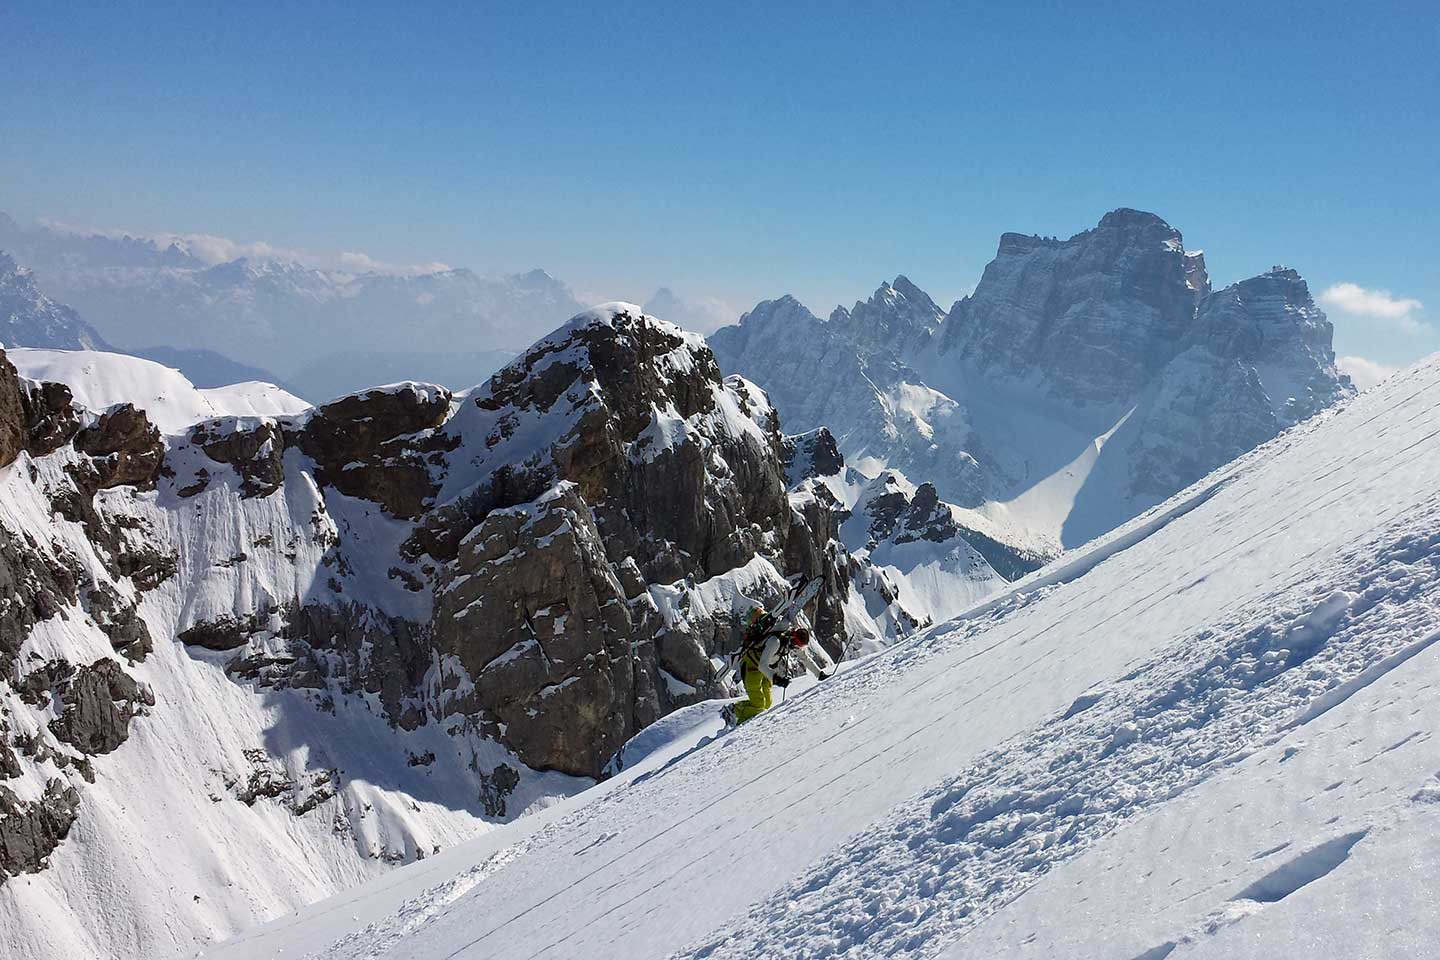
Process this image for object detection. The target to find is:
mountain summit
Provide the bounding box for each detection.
[0,302,910,957]
[0,252,110,351]
[713,209,1353,559]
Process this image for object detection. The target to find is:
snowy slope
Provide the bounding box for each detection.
[206,355,1440,960]
[0,304,884,960]
[7,348,309,433]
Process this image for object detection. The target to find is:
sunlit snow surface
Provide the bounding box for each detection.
[209,358,1440,959]
[7,348,310,433]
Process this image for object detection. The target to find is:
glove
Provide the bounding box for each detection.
[772,675,791,689]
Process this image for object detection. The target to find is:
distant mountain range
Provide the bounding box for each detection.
[711,208,1354,611]
[0,212,585,399]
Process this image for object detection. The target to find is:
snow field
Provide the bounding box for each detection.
[203,359,1440,958]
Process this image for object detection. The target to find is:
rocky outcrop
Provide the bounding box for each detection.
[0,348,24,468]
[20,380,81,456]
[46,659,150,756]
[783,428,845,485]
[86,581,152,661]
[292,384,452,518]
[193,419,287,497]
[281,603,432,729]
[435,485,632,778]
[0,780,81,881]
[73,404,165,490]
[0,522,82,676]
[178,612,272,651]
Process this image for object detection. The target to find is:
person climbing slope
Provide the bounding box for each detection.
[725,606,832,725]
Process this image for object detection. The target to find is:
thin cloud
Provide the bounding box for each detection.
[643,287,740,333]
[1336,355,1397,391]
[1320,282,1426,334]
[37,218,449,276]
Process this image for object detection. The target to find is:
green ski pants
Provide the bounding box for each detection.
[734,666,773,723]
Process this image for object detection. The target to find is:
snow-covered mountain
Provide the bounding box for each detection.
[711,210,1354,558]
[206,349,1440,960]
[0,305,904,959]
[0,252,109,351]
[0,214,585,399]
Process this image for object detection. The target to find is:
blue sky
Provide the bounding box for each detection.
[3,0,1436,373]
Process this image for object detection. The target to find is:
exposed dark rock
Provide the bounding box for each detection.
[290,770,338,816]
[896,483,960,544]
[226,749,296,806]
[178,611,269,651]
[0,348,25,468]
[0,523,82,676]
[435,484,633,778]
[282,602,432,730]
[0,740,19,780]
[292,384,452,519]
[782,427,845,485]
[177,468,210,498]
[19,380,81,457]
[478,763,520,817]
[74,404,165,490]
[192,419,286,498]
[85,581,153,661]
[48,658,146,755]
[0,779,81,883]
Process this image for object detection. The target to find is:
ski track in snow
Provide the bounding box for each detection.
[206,359,1440,960]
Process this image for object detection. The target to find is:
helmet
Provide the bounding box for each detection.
[789,627,809,648]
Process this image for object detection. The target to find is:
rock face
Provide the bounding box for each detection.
[0,348,25,468]
[0,297,867,911]
[1188,267,1350,425]
[410,305,838,776]
[0,780,81,881]
[435,485,633,776]
[73,404,165,490]
[0,252,110,351]
[291,383,453,518]
[47,659,149,755]
[712,209,1354,557]
[934,209,1210,404]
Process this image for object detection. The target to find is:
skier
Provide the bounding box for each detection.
[724,606,831,726]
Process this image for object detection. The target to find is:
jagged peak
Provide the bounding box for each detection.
[737,294,820,325]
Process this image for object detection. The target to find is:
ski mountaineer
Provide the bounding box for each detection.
[725,607,831,725]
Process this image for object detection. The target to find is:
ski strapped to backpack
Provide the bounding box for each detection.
[722,574,829,687]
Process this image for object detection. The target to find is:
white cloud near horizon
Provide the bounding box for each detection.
[1336,355,1397,391]
[1320,282,1427,334]
[642,287,740,334]
[38,218,451,276]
